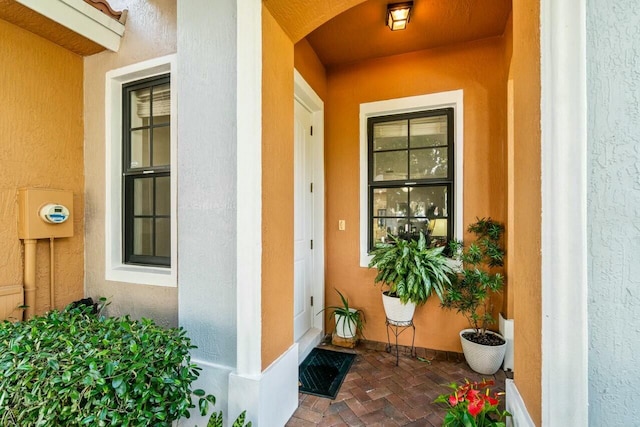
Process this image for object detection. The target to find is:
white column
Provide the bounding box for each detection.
[540,0,588,425]
[235,0,263,378]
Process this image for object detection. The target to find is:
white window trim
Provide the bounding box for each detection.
[359,90,464,267]
[105,54,177,287]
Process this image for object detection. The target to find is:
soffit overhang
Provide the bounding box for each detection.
[0,0,125,56]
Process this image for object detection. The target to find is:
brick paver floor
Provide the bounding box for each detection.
[286,340,509,427]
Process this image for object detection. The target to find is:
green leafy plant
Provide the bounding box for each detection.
[441,217,506,340]
[318,289,365,338]
[207,410,251,427]
[0,301,249,426]
[435,379,510,427]
[368,232,453,305]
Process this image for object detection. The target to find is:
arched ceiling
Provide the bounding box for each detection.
[263,0,367,43]
[266,0,512,68]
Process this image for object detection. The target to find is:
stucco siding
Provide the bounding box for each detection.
[0,17,84,315]
[587,0,640,424]
[83,0,177,326]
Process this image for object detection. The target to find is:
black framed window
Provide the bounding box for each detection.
[123,74,171,266]
[368,108,454,250]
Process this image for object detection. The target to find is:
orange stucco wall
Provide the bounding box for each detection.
[324,37,508,351]
[262,6,295,370]
[511,0,542,424]
[294,39,327,101]
[0,18,84,315]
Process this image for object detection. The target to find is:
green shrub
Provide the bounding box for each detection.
[0,303,244,426]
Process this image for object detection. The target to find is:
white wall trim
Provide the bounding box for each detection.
[505,379,536,427]
[294,69,325,337]
[104,54,177,287]
[540,0,589,425]
[235,0,262,377]
[359,90,464,267]
[228,344,299,427]
[16,0,125,52]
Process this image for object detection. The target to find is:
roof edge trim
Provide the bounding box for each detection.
[16,0,125,52]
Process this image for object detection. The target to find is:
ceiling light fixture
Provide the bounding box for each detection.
[386,1,413,31]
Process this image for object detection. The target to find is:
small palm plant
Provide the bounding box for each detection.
[319,289,365,338]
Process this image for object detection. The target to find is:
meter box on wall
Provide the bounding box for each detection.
[17,188,74,239]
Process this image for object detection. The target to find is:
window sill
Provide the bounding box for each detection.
[106,263,176,287]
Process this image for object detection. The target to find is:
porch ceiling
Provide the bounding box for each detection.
[306,0,512,67]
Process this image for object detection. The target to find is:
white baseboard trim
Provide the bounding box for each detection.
[505,379,535,427]
[176,359,234,426]
[297,327,322,364]
[499,314,514,371]
[228,343,299,427]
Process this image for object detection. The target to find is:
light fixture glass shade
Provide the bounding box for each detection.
[386,2,413,31]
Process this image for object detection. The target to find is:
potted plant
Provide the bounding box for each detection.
[441,217,507,375]
[435,379,510,426]
[369,232,453,323]
[319,289,365,339]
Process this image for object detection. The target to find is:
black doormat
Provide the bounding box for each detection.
[298,348,356,399]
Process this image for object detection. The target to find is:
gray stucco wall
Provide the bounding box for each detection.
[176,0,238,368]
[84,0,178,326]
[587,1,640,424]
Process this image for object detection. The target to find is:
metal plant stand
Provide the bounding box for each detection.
[385,318,416,366]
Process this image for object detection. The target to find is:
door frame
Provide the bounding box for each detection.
[293,69,325,361]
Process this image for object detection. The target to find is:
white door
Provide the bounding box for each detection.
[293,99,314,342]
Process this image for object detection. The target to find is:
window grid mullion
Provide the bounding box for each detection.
[122,74,170,267]
[368,108,454,250]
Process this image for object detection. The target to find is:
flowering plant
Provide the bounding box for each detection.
[435,379,510,427]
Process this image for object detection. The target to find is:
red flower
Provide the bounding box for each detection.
[487,395,499,406]
[448,393,460,406]
[467,397,484,417]
[436,378,511,426]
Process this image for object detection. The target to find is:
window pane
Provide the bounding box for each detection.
[133,177,153,215]
[373,151,407,181]
[371,217,402,245]
[373,120,408,151]
[410,115,448,148]
[130,129,150,168]
[409,147,448,179]
[133,218,154,256]
[155,218,170,257]
[152,126,170,166]
[152,84,170,125]
[155,176,170,216]
[371,218,432,245]
[130,88,150,128]
[410,186,448,218]
[373,187,409,217]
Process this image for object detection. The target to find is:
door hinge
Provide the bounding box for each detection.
[311,296,314,307]
[310,126,313,136]
[310,182,313,193]
[310,240,314,250]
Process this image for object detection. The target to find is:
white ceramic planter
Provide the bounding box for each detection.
[334,309,358,339]
[459,328,507,375]
[381,292,416,323]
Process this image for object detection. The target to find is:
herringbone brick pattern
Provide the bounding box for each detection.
[286,341,508,427]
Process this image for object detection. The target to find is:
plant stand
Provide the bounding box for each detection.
[385,318,416,366]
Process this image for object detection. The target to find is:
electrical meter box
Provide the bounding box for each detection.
[17,188,74,239]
